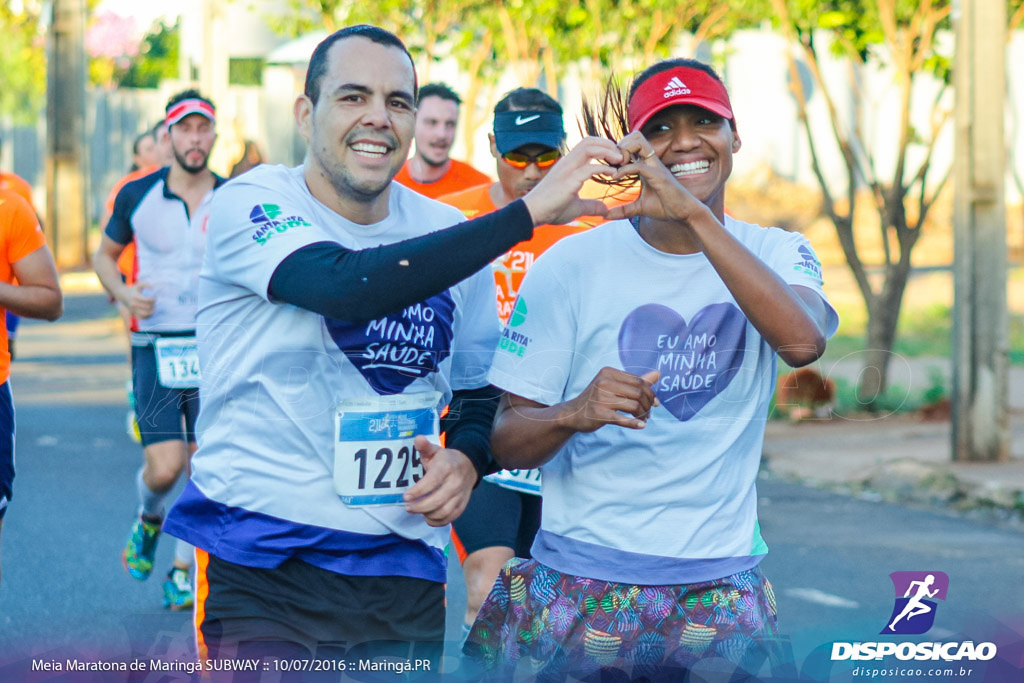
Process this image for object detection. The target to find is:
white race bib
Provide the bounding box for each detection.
[484,468,542,495]
[333,392,440,506]
[153,337,201,389]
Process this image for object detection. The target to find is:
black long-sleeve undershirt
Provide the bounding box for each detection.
[442,384,502,481]
[268,199,533,323]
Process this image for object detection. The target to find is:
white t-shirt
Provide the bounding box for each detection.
[487,218,838,585]
[162,164,498,583]
[105,167,223,336]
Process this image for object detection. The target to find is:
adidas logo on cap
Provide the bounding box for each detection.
[663,76,691,99]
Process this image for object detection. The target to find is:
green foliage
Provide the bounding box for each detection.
[117,20,180,89]
[831,376,918,416]
[921,366,947,405]
[229,58,265,86]
[268,0,347,36]
[1011,0,1024,32]
[0,2,46,124]
[921,53,952,85]
[894,303,952,357]
[1009,315,1024,365]
[270,1,765,93]
[772,0,951,72]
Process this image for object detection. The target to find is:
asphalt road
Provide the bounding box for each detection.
[0,292,1021,682]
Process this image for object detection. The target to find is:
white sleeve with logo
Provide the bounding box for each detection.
[449,266,501,391]
[766,229,840,337]
[487,254,579,406]
[205,169,334,301]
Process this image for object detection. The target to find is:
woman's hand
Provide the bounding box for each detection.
[606,132,712,226]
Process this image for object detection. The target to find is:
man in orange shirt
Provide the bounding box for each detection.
[0,135,34,208]
[0,173,33,208]
[0,189,63,584]
[394,83,490,198]
[0,139,42,361]
[439,87,603,637]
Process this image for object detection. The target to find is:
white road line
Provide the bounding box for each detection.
[784,587,861,609]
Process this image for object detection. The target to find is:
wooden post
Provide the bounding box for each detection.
[45,0,89,268]
[952,0,1009,462]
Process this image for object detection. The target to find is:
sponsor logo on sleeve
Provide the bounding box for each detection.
[794,245,823,281]
[498,298,531,357]
[249,203,311,246]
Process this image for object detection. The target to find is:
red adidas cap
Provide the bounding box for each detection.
[627,66,734,133]
[165,98,216,127]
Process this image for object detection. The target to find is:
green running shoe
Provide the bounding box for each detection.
[162,567,194,611]
[122,516,161,580]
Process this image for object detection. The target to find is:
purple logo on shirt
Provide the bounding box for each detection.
[617,303,746,421]
[249,203,311,246]
[326,291,455,395]
[794,244,822,281]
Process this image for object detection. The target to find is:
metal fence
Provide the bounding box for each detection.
[1,87,164,227]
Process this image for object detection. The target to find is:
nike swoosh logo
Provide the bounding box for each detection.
[515,115,540,126]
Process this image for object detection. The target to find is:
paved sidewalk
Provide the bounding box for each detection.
[763,368,1024,523]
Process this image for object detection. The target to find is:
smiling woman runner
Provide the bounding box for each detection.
[463,58,840,680]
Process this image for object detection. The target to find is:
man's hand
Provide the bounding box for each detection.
[521,137,625,226]
[125,281,156,319]
[560,367,660,433]
[403,435,477,527]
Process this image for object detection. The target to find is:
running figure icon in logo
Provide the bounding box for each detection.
[882,571,949,635]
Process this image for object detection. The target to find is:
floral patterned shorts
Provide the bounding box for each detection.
[463,558,779,681]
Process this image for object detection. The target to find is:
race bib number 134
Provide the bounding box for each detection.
[333,392,440,506]
[484,468,542,495]
[153,337,200,389]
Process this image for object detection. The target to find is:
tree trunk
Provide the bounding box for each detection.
[857,259,912,404]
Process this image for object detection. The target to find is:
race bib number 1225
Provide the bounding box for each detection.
[333,392,440,506]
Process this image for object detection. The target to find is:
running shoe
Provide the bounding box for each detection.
[162,567,194,611]
[125,381,140,443]
[125,412,141,443]
[122,516,161,580]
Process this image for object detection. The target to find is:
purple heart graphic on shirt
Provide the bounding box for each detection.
[325,291,455,395]
[618,303,746,421]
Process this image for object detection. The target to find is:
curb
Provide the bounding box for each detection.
[761,455,1024,527]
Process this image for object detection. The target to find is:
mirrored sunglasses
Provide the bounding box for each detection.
[501,149,561,169]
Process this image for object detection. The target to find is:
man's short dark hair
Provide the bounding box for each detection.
[304,25,417,105]
[493,88,562,115]
[165,89,215,114]
[417,83,460,106]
